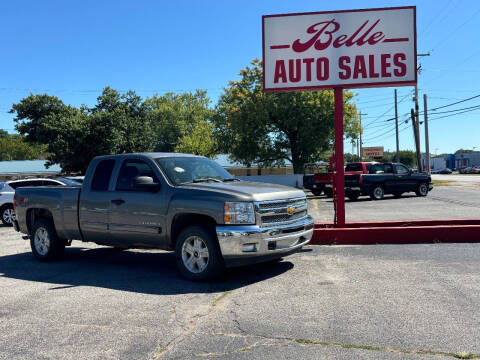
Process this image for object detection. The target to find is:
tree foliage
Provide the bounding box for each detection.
[0,134,46,161]
[145,90,214,152]
[10,88,217,173]
[379,150,417,167]
[213,59,359,173]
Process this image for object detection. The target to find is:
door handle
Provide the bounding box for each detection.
[111,199,125,205]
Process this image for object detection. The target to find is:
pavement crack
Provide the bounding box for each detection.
[151,290,232,359]
[212,332,479,359]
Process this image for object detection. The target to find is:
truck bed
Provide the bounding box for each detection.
[15,186,82,240]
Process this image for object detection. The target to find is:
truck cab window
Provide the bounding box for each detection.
[395,165,409,175]
[91,159,115,191]
[116,160,159,191]
[384,164,394,174]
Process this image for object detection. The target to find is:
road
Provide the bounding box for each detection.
[308,186,480,223]
[0,224,479,359]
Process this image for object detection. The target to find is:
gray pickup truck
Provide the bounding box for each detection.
[13,153,314,280]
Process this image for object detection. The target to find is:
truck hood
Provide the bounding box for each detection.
[179,181,305,202]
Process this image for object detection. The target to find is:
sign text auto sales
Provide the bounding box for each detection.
[263,7,417,92]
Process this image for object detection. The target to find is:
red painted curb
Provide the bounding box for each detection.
[311,219,480,245]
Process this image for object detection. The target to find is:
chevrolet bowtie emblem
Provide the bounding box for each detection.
[287,206,295,214]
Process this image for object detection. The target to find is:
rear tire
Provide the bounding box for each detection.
[30,218,65,262]
[1,204,15,226]
[175,225,225,281]
[415,183,429,197]
[370,186,384,200]
[311,190,322,196]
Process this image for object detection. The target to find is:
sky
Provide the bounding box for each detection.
[0,0,479,155]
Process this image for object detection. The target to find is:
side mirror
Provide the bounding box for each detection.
[134,176,161,192]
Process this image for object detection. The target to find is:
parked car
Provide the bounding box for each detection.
[469,167,480,174]
[344,162,433,200]
[63,176,84,183]
[431,168,452,174]
[13,153,314,281]
[0,178,76,226]
[459,167,472,174]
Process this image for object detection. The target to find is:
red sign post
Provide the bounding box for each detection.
[263,6,417,227]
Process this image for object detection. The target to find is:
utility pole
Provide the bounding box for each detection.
[394,89,400,163]
[358,112,367,160]
[411,109,422,171]
[413,85,422,172]
[424,94,430,174]
[414,53,430,172]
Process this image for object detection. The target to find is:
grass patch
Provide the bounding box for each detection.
[212,290,230,307]
[293,338,480,359]
[433,180,456,186]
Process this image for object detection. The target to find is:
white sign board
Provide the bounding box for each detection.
[362,146,384,158]
[263,6,417,92]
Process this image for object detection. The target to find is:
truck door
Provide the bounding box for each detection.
[381,164,396,193]
[79,158,116,243]
[108,158,168,247]
[394,164,414,192]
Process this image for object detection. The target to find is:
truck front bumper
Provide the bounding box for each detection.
[216,216,314,267]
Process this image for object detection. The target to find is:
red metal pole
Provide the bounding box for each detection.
[334,87,345,227]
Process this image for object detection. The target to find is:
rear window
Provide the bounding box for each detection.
[91,159,116,191]
[345,163,363,172]
[366,164,385,174]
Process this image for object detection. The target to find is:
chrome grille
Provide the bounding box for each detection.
[256,197,308,227]
[262,210,308,224]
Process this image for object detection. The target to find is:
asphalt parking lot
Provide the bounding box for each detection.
[308,185,480,223]
[1,212,479,359]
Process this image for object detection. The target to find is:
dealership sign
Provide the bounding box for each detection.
[362,146,384,158]
[262,6,417,92]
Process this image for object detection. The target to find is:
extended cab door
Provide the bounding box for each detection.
[108,158,168,247]
[394,164,415,192]
[79,158,116,243]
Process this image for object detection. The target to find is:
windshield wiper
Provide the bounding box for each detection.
[222,178,241,182]
[191,178,223,183]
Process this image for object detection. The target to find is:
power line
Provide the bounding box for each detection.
[430,94,480,111]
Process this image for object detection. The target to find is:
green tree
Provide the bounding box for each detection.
[175,121,217,158]
[379,150,416,167]
[0,134,46,161]
[10,94,72,143]
[145,90,215,153]
[9,88,157,173]
[213,59,359,173]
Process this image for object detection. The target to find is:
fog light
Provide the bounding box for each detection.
[242,243,257,252]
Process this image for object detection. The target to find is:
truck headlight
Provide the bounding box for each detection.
[224,202,255,225]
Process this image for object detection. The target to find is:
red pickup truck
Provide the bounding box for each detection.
[304,162,381,199]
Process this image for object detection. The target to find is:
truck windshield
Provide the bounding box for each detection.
[156,157,234,185]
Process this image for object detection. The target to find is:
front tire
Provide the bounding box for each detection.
[370,186,384,200]
[30,218,65,262]
[324,187,333,198]
[1,204,15,226]
[348,192,360,201]
[415,183,429,197]
[175,225,225,281]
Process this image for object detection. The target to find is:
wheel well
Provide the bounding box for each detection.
[26,208,54,235]
[0,202,13,212]
[170,213,217,248]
